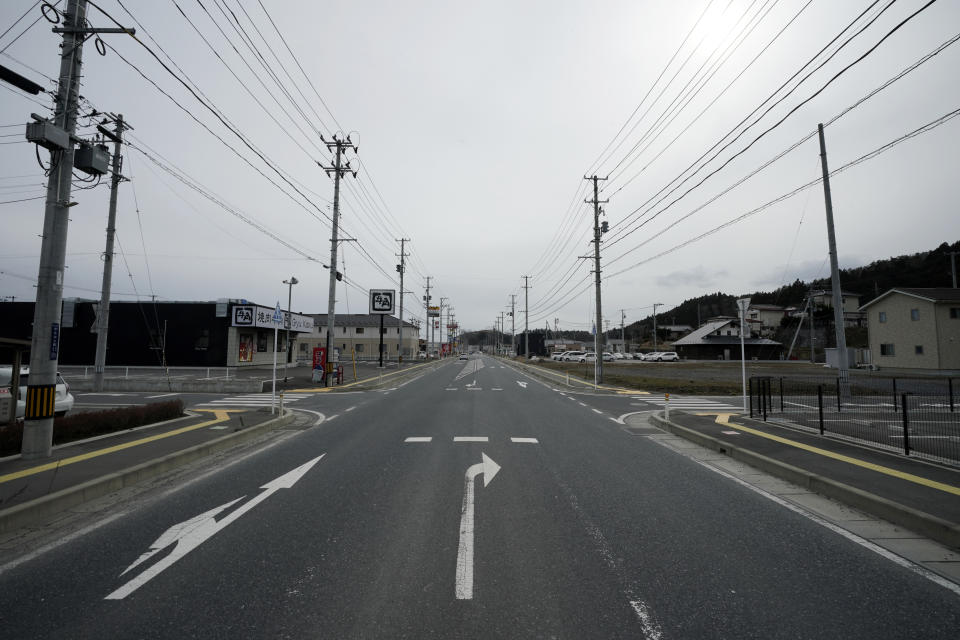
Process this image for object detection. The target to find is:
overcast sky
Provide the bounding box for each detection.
[1,0,958,341]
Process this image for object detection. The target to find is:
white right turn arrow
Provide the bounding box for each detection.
[455,452,501,600]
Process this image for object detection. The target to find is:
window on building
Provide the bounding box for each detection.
[910,308,919,321]
[878,311,886,323]
[356,327,364,334]
[194,329,210,351]
[356,344,364,353]
[915,345,924,355]
[299,342,308,353]
[880,343,895,356]
[951,307,959,319]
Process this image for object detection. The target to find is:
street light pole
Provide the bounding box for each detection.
[283,276,298,383]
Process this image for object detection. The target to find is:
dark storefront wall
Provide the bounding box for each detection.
[0,301,230,367]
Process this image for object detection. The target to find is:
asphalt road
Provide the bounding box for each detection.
[1,355,958,638]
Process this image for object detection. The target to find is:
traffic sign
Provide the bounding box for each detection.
[369,289,395,315]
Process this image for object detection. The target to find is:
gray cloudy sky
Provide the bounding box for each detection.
[1,0,958,340]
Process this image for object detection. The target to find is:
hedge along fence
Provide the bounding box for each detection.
[0,399,185,457]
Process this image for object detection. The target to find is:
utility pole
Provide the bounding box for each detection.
[809,283,816,364]
[509,294,516,356]
[396,238,409,365]
[93,114,130,392]
[523,275,531,359]
[817,124,849,383]
[950,251,958,288]
[424,276,432,356]
[22,1,133,459]
[319,134,356,385]
[585,175,608,385]
[499,311,505,356]
[652,303,663,352]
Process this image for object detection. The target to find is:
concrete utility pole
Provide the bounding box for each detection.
[282,276,298,382]
[396,238,409,365]
[499,311,505,355]
[652,303,663,353]
[809,283,816,364]
[950,251,958,288]
[585,175,608,385]
[523,275,531,359]
[509,294,516,356]
[817,124,849,383]
[23,1,133,458]
[424,276,432,355]
[319,134,356,385]
[93,115,129,393]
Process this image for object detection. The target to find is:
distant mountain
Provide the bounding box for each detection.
[619,240,959,336]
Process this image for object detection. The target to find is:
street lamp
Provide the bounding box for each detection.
[283,276,298,383]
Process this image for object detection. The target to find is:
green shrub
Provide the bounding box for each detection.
[0,400,185,456]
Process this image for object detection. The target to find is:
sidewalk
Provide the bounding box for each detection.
[0,408,292,534]
[649,409,960,551]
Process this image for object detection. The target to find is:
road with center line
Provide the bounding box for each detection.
[1,354,959,638]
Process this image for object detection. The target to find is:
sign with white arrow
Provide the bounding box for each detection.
[105,454,325,600]
[455,452,501,600]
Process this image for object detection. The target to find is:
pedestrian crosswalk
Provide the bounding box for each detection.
[644,397,742,411]
[196,393,311,408]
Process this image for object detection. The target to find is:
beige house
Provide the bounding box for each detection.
[812,289,865,327]
[297,314,420,363]
[859,288,960,370]
[747,304,788,337]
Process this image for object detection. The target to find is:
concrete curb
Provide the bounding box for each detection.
[649,412,960,550]
[0,411,295,535]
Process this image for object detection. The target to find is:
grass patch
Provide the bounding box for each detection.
[0,400,185,457]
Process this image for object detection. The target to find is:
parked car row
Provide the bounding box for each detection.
[549,351,680,362]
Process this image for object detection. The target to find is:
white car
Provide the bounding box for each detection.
[562,351,586,361]
[551,351,568,361]
[611,352,627,360]
[0,366,75,418]
[641,352,662,361]
[657,351,680,362]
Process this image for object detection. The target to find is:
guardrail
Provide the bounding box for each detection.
[750,375,958,466]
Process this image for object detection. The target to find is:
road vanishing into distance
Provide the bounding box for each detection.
[2,355,959,638]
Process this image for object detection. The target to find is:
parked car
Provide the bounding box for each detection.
[658,351,680,362]
[562,351,586,361]
[611,352,627,360]
[0,366,75,418]
[578,352,596,363]
[551,351,569,361]
[642,352,662,361]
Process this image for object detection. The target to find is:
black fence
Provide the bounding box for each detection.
[749,375,958,466]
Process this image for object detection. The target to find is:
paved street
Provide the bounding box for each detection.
[1,355,959,639]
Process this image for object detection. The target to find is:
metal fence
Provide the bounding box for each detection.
[749,375,959,466]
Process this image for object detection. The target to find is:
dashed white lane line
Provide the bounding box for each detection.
[578,402,587,407]
[446,388,457,391]
[454,436,489,442]
[592,408,603,415]
[491,388,503,391]
[345,406,356,412]
[404,437,433,443]
[467,387,483,391]
[326,414,338,422]
[510,437,539,444]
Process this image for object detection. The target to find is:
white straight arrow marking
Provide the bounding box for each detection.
[105,454,325,600]
[455,452,500,600]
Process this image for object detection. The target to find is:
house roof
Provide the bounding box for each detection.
[859,287,960,310]
[749,304,785,311]
[309,313,418,329]
[672,318,781,347]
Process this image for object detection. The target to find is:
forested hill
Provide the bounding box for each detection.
[634,240,959,331]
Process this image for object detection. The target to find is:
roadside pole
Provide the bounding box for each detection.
[271,303,282,414]
[737,297,751,413]
[93,115,129,392]
[817,124,849,385]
